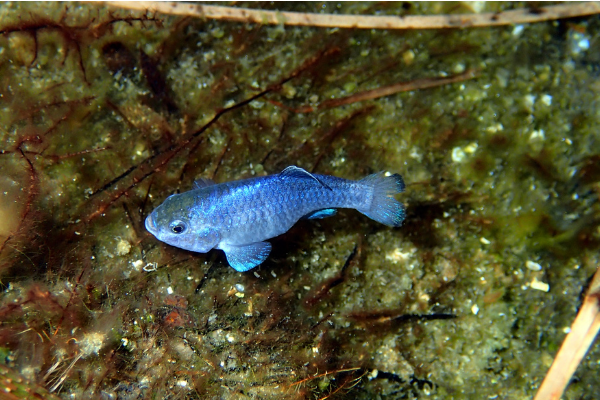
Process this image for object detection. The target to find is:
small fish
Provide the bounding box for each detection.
[145,166,405,272]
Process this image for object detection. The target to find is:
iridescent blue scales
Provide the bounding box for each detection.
[145,166,405,272]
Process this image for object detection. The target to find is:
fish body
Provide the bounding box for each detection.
[145,166,405,272]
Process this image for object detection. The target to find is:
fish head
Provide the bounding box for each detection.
[145,193,219,253]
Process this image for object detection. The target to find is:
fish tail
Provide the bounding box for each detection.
[359,172,405,227]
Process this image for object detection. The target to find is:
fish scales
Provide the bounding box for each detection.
[146,166,405,272]
[217,175,358,242]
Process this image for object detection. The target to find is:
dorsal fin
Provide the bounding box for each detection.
[193,177,216,190]
[280,166,332,190]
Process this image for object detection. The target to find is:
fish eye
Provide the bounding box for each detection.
[169,220,187,234]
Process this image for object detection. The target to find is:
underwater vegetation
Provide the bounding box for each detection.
[0,2,599,399]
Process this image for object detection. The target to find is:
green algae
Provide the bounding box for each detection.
[0,1,600,399]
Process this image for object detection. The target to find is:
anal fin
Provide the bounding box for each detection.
[302,208,337,220]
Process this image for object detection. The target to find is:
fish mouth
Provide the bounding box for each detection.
[145,213,157,235]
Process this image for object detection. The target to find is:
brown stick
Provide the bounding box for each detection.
[267,69,478,114]
[100,2,600,30]
[317,69,478,111]
[534,266,600,400]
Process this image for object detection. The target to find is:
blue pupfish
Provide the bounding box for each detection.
[145,166,405,272]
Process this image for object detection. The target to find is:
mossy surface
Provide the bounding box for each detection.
[1,2,599,399]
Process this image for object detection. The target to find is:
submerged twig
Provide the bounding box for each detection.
[281,69,478,113]
[304,243,360,307]
[102,2,600,30]
[534,266,600,400]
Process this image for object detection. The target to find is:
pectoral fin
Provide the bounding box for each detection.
[221,241,272,272]
[302,208,337,220]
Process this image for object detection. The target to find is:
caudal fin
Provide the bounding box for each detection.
[359,172,405,227]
